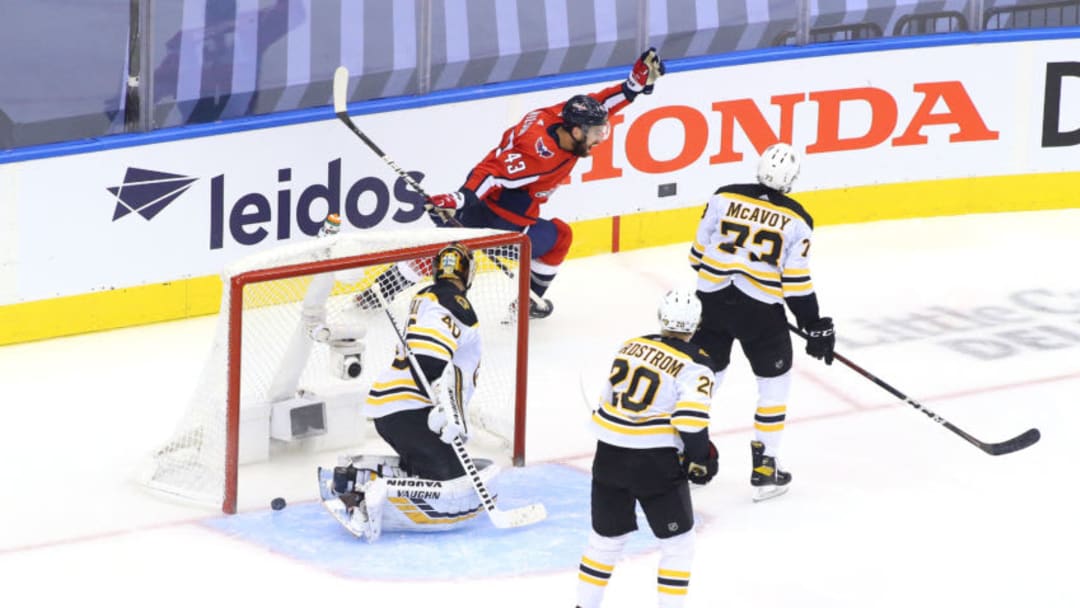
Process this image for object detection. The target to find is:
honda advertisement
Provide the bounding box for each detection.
[1,35,1077,305]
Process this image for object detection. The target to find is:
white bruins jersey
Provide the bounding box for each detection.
[689,183,816,305]
[363,284,480,418]
[591,335,716,452]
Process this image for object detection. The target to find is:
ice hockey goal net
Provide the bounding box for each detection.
[139,227,530,513]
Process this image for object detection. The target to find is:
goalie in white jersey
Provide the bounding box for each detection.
[317,242,501,541]
[577,289,719,608]
[688,142,835,502]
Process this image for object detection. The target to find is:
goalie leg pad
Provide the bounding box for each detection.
[378,459,500,533]
[319,458,499,538]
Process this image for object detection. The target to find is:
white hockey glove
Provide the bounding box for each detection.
[426,374,468,444]
[625,47,666,95]
[427,401,467,445]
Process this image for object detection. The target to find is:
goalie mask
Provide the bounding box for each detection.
[757,142,801,194]
[434,243,475,289]
[658,288,701,335]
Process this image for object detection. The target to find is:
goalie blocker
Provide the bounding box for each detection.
[317,454,500,541]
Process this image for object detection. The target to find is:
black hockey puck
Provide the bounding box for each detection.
[271,497,286,511]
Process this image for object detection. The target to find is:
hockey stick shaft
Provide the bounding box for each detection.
[373,289,546,527]
[332,67,526,286]
[788,323,1039,456]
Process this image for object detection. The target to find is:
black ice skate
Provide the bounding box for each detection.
[332,464,359,494]
[354,265,414,310]
[528,296,554,319]
[750,440,792,502]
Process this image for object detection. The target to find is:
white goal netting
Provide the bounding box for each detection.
[138,226,528,512]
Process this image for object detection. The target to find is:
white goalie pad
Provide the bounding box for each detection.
[317,456,501,541]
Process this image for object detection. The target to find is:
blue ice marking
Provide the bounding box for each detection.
[202,462,659,580]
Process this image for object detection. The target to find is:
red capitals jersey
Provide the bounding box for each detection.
[462,83,633,227]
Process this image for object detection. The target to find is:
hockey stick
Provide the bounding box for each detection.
[372,288,547,528]
[788,323,1040,456]
[332,66,530,295]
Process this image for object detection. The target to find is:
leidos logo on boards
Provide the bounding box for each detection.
[108,160,427,249]
[107,168,197,221]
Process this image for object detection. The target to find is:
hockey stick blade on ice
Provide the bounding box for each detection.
[372,287,547,528]
[788,323,1040,456]
[333,66,541,306]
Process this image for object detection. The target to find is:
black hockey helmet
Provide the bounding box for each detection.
[561,94,607,129]
[434,242,475,289]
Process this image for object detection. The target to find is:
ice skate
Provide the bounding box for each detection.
[528,296,554,319]
[750,440,791,502]
[317,466,382,541]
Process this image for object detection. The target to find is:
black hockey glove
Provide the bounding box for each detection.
[804,317,835,365]
[685,440,719,485]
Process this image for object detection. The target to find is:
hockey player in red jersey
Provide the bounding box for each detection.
[358,48,666,319]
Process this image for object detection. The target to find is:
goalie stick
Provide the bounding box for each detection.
[332,66,533,305]
[371,286,547,529]
[788,323,1040,456]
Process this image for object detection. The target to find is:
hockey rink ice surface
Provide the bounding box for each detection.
[1,209,1077,607]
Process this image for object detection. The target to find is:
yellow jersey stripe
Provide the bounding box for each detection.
[703,259,781,282]
[407,340,453,358]
[783,282,814,294]
[674,401,709,413]
[593,413,677,436]
[671,418,708,429]
[698,268,784,298]
[367,392,430,406]
[409,325,454,344]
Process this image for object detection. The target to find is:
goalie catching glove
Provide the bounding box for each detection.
[625,47,666,95]
[684,440,719,485]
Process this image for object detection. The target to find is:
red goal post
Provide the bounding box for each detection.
[140,228,530,514]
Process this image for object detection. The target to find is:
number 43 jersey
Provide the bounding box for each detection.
[689,183,817,305]
[591,334,718,452]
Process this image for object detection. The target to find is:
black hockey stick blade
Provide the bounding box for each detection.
[788,323,1041,457]
[983,428,1041,456]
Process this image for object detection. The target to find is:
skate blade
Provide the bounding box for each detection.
[752,484,790,502]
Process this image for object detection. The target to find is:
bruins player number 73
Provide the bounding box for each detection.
[689,143,835,502]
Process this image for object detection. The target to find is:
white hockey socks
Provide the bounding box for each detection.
[576,530,630,608]
[657,530,695,606]
[753,371,792,457]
